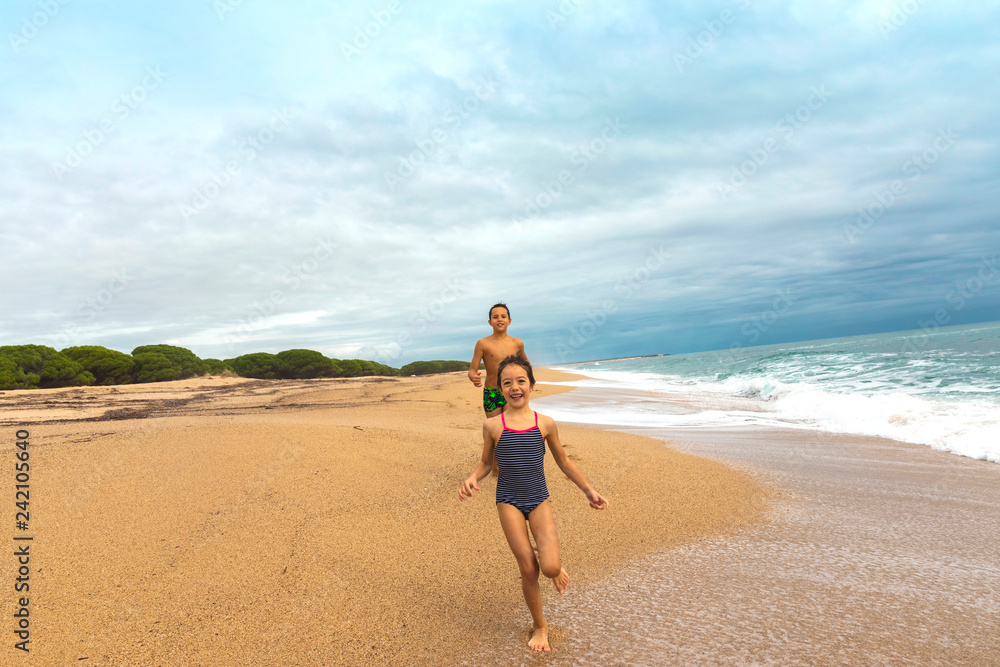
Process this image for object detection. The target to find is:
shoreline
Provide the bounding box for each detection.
[523,383,1000,665]
[0,370,771,665]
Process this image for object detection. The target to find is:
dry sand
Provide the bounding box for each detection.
[0,371,768,666]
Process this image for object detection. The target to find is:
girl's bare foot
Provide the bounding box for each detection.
[528,625,551,652]
[553,567,569,594]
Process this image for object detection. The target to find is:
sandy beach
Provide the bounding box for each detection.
[1,371,768,666]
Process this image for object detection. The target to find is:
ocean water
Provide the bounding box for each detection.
[548,321,1000,463]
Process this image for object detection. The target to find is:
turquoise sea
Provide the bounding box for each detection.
[551,321,1000,463]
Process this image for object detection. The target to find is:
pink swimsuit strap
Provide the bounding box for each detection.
[501,411,538,432]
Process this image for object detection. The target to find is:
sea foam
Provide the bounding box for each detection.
[546,322,1000,464]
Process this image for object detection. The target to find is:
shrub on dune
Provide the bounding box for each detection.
[225,352,281,379]
[202,358,231,375]
[0,344,94,389]
[275,349,337,378]
[133,352,185,383]
[131,344,206,380]
[62,345,135,385]
[399,360,468,376]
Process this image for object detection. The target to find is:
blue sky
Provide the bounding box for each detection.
[2,0,998,365]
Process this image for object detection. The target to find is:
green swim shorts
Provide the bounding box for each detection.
[483,387,506,413]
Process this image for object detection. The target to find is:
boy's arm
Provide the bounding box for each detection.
[517,338,528,363]
[469,340,484,386]
[541,416,608,509]
[459,420,499,500]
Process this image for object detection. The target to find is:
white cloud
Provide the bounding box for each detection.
[2,1,999,363]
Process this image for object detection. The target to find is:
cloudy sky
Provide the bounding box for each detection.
[3,0,998,366]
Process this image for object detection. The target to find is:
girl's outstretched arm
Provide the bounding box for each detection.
[459,419,499,501]
[540,415,608,510]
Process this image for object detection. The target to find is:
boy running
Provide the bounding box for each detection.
[469,303,528,417]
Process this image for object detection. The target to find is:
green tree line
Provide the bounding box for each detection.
[0,344,469,390]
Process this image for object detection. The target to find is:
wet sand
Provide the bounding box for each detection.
[501,386,1000,666]
[0,371,768,666]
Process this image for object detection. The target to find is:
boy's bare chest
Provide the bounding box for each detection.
[484,340,520,362]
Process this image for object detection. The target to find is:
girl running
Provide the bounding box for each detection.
[459,354,608,653]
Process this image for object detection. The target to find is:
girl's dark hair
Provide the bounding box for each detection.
[489,302,510,318]
[497,354,535,387]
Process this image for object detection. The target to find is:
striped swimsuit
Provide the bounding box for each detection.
[495,411,549,519]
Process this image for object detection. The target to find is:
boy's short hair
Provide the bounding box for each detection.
[497,354,535,387]
[488,302,510,318]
